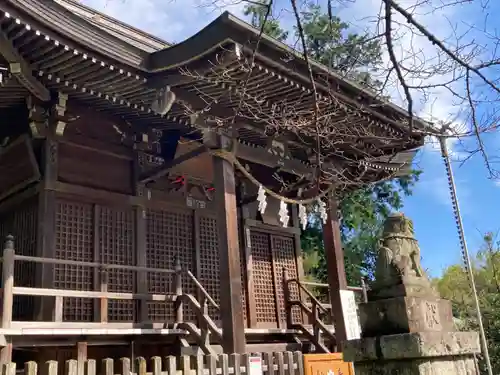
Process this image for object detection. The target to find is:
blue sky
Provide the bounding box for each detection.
[79,0,500,277]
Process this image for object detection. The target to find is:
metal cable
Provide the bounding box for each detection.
[439,136,493,375]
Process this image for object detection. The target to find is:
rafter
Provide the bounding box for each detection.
[0,28,50,101]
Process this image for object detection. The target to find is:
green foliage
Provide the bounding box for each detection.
[297,4,382,88]
[243,1,288,42]
[243,2,422,286]
[436,233,500,373]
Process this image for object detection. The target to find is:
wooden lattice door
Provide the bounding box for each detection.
[248,229,302,328]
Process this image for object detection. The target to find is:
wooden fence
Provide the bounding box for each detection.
[1,353,303,375]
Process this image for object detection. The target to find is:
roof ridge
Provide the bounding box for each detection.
[54,0,171,52]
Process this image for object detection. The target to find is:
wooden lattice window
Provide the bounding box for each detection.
[98,206,135,322]
[54,200,94,321]
[199,215,220,321]
[146,209,195,322]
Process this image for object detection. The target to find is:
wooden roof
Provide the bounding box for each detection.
[54,0,170,53]
[0,0,428,185]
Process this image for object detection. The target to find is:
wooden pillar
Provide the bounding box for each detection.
[322,197,349,349]
[238,182,256,328]
[36,136,58,321]
[34,93,67,321]
[210,133,246,353]
[133,151,148,323]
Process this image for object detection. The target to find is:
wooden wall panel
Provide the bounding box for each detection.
[58,103,133,195]
[170,139,213,182]
[54,199,94,321]
[0,135,40,201]
[58,142,132,195]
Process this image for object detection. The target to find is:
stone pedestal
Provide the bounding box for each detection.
[342,213,481,374]
[344,331,480,374]
[359,295,454,337]
[343,293,481,374]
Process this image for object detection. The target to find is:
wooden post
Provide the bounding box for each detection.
[282,268,292,328]
[238,182,256,328]
[2,235,14,329]
[76,342,87,375]
[54,296,63,322]
[211,133,246,353]
[291,205,308,325]
[1,235,14,364]
[99,268,108,323]
[361,277,368,303]
[174,257,183,324]
[322,197,349,350]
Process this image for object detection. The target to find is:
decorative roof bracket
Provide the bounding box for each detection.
[0,29,50,102]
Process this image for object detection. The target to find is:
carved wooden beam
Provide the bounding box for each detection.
[234,141,315,179]
[0,29,50,101]
[140,144,208,185]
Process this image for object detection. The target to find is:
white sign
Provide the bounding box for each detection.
[339,289,362,340]
[248,356,263,375]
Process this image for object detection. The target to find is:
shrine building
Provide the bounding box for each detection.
[0,0,427,364]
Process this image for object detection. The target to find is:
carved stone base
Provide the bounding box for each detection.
[359,296,454,337]
[369,274,439,300]
[343,331,480,375]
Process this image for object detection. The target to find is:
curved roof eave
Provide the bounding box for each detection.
[3,0,430,135]
[3,0,150,69]
[148,12,431,133]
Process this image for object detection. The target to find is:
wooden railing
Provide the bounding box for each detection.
[1,352,304,375]
[282,270,369,353]
[0,235,221,352]
[297,279,369,308]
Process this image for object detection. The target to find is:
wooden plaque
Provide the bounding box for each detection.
[303,353,354,375]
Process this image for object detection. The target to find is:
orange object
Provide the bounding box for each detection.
[303,353,354,375]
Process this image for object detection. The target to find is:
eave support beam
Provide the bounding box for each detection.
[0,29,50,101]
[234,141,315,179]
[139,144,208,184]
